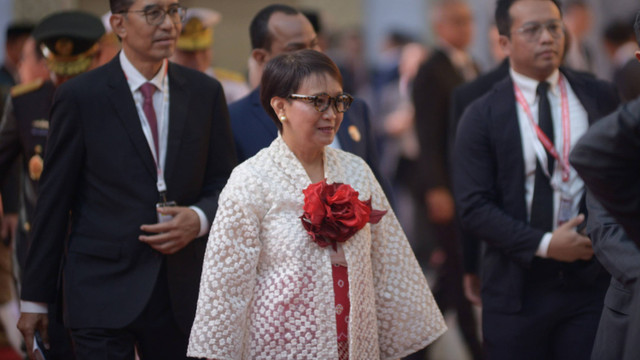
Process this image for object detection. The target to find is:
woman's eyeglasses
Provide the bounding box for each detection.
[288,93,354,113]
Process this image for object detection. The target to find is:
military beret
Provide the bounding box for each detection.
[33,11,105,76]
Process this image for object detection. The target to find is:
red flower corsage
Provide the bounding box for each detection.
[300,179,387,250]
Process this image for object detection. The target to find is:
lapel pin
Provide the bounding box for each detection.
[348,125,361,142]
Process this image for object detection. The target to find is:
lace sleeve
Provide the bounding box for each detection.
[187,173,263,359]
[366,165,447,359]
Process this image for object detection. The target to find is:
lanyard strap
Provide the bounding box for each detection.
[124,59,170,193]
[514,75,571,183]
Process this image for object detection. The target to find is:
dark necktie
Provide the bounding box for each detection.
[140,82,159,161]
[530,82,554,232]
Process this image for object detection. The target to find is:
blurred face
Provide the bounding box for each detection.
[260,13,319,65]
[17,37,50,84]
[500,0,565,81]
[171,48,211,72]
[111,0,182,67]
[278,73,344,154]
[435,2,474,50]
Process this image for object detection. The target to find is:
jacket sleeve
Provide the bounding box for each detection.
[453,101,544,268]
[20,84,84,303]
[571,99,640,245]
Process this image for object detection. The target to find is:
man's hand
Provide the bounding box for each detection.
[139,207,201,254]
[425,187,455,224]
[547,214,594,262]
[463,273,482,306]
[17,312,48,360]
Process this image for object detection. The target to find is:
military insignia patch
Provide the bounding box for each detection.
[29,145,44,180]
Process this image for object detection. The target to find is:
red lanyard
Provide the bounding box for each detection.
[513,75,571,182]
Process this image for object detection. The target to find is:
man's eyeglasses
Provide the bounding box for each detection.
[288,93,354,113]
[119,5,187,26]
[513,20,564,42]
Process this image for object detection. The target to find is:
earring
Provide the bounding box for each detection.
[279,114,287,122]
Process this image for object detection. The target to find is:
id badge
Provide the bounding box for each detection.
[557,197,573,226]
[156,200,177,223]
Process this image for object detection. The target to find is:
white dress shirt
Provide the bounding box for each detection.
[119,51,208,237]
[510,68,589,258]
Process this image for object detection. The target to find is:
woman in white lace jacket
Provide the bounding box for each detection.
[188,50,446,360]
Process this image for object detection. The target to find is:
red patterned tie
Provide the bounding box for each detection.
[139,82,159,161]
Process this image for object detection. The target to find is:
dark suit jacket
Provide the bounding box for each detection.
[20,55,237,334]
[613,58,640,103]
[586,194,640,360]
[453,68,619,313]
[570,97,640,244]
[0,81,55,268]
[450,59,510,274]
[570,97,640,360]
[412,49,468,193]
[229,87,391,199]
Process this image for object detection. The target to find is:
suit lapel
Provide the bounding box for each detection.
[164,63,189,179]
[492,77,528,220]
[561,68,598,124]
[107,57,156,179]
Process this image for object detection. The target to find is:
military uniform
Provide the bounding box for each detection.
[174,8,250,104]
[0,79,54,270]
[5,11,105,360]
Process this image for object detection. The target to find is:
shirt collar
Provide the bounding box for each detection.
[119,50,167,93]
[510,67,560,105]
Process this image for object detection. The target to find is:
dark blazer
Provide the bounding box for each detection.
[20,55,237,334]
[570,97,640,244]
[0,80,55,269]
[453,68,619,313]
[586,194,640,360]
[570,97,640,360]
[229,87,390,198]
[412,49,468,193]
[450,59,510,274]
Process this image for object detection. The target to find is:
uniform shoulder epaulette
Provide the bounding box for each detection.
[213,67,247,83]
[10,78,45,98]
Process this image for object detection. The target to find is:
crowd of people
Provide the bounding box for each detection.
[0,0,639,359]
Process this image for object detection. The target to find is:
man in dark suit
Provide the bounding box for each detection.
[453,0,618,359]
[410,2,483,359]
[570,15,640,359]
[570,95,640,360]
[229,5,386,197]
[16,1,236,359]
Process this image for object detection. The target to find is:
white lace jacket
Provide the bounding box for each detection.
[188,136,446,360]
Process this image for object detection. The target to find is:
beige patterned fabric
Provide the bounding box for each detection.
[188,135,446,360]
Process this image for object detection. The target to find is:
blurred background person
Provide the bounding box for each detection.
[603,19,640,102]
[410,1,483,359]
[171,7,250,104]
[0,23,33,90]
[563,0,595,73]
[97,12,121,68]
[229,4,390,205]
[0,10,106,359]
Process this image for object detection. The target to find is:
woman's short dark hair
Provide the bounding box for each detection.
[260,49,343,132]
[495,0,562,36]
